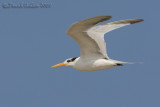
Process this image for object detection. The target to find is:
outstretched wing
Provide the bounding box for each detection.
[66,16,143,60]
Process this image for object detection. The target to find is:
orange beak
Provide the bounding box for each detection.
[51,63,66,68]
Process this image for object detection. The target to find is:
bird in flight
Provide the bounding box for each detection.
[51,15,143,71]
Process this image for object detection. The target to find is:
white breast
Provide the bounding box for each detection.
[72,58,116,71]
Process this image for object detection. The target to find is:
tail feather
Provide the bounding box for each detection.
[123,62,143,64]
[111,59,143,66]
[110,59,143,66]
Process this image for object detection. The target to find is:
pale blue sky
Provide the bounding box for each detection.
[0,0,159,107]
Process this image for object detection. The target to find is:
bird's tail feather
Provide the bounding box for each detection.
[110,59,143,65]
[117,62,143,66]
[123,62,143,64]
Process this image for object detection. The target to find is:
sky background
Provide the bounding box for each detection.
[0,0,159,107]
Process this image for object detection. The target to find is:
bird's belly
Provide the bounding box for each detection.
[72,59,115,71]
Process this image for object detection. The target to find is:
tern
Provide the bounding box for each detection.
[51,15,143,71]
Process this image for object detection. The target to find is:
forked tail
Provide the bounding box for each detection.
[116,62,143,66]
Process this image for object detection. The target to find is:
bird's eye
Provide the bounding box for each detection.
[71,57,77,61]
[67,60,71,62]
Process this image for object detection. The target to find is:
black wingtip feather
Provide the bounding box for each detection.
[130,19,144,24]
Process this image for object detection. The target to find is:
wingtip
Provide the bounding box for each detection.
[130,19,144,24]
[104,15,112,20]
[94,15,112,22]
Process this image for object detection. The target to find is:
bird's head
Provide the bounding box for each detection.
[51,57,78,68]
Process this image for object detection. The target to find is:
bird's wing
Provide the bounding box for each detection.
[66,16,143,59]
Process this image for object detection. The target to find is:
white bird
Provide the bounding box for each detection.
[51,15,143,71]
